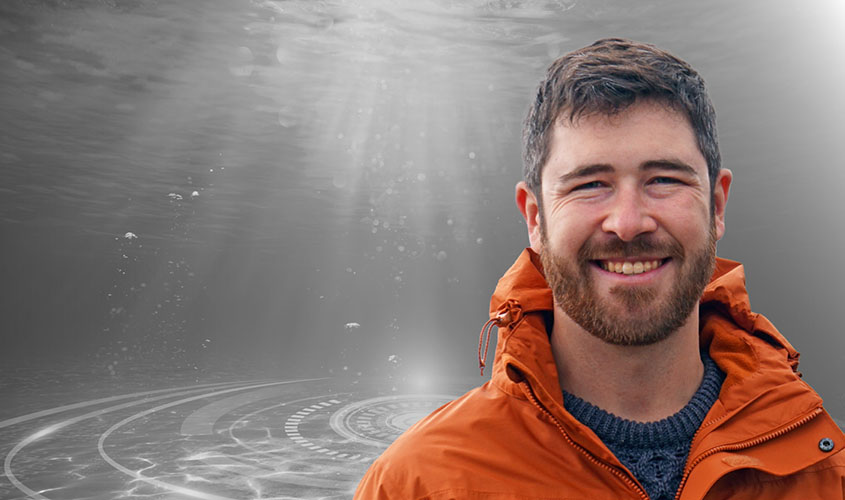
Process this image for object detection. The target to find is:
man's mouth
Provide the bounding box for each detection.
[594,258,669,275]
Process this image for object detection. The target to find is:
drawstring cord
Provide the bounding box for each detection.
[478,308,514,376]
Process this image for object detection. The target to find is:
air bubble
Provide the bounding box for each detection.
[229,47,254,77]
[332,172,348,189]
[278,108,296,128]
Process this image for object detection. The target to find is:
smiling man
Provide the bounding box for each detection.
[355,38,845,499]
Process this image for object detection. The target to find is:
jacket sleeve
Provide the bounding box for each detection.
[353,459,402,500]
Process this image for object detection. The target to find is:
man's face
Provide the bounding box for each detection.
[528,100,730,345]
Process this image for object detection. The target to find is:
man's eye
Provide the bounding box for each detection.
[573,181,604,190]
[651,177,681,185]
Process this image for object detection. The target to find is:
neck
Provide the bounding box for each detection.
[551,306,704,422]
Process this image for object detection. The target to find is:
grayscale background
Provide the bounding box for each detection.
[1,0,843,498]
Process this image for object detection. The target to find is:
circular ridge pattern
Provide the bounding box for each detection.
[329,394,454,447]
[1,379,460,499]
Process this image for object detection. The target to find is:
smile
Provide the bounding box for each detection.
[596,259,668,275]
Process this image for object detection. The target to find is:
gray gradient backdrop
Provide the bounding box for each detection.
[2,0,843,424]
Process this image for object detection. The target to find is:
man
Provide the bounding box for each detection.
[355,38,845,499]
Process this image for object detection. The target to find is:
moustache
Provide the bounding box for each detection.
[577,235,685,262]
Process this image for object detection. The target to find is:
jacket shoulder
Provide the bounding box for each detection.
[354,382,512,498]
[353,380,624,499]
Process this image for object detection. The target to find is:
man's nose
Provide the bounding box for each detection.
[600,187,658,242]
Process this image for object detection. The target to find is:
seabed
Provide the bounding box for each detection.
[1,376,470,500]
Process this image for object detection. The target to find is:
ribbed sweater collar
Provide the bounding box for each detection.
[563,352,725,448]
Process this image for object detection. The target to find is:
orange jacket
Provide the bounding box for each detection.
[355,249,845,499]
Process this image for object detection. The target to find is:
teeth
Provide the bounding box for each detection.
[601,259,662,275]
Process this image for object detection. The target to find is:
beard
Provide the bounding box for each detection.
[539,222,717,346]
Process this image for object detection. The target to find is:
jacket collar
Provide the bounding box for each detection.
[486,248,829,442]
[484,248,844,493]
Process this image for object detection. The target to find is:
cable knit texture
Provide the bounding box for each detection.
[563,353,724,500]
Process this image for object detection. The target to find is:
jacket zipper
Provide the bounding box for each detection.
[520,381,649,500]
[672,406,823,500]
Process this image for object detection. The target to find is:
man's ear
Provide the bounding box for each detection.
[712,168,732,241]
[516,181,544,252]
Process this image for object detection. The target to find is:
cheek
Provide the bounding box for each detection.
[658,193,711,224]
[658,202,712,247]
[543,214,593,254]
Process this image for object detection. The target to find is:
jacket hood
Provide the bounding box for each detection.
[482,248,845,480]
[485,249,830,450]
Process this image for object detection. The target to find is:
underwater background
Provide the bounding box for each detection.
[1,1,843,498]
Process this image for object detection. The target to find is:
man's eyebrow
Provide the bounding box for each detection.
[556,164,614,184]
[556,159,699,185]
[641,159,698,177]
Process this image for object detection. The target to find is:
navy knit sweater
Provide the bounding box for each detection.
[563,353,724,500]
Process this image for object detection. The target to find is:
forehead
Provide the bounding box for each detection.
[544,100,707,180]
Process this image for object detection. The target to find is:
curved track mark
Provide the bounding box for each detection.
[329,394,454,448]
[5,379,323,500]
[4,381,253,500]
[96,378,328,499]
[181,386,333,436]
[227,392,347,458]
[0,380,258,430]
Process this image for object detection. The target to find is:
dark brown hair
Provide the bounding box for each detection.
[523,38,720,205]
